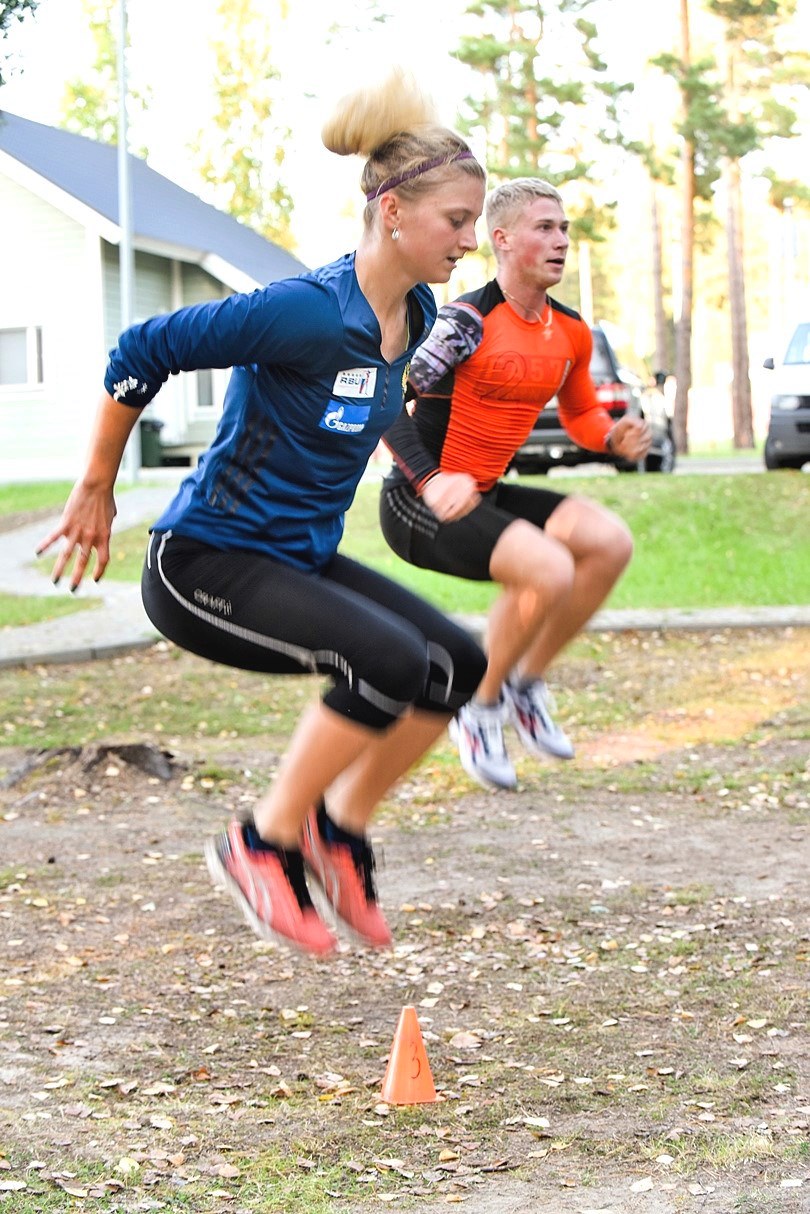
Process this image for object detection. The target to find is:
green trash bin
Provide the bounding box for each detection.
[140,418,165,468]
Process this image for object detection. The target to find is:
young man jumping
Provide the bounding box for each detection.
[381,178,650,790]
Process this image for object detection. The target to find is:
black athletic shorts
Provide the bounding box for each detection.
[379,476,566,582]
[141,530,486,731]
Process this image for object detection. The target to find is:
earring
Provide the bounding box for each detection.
[391,227,400,241]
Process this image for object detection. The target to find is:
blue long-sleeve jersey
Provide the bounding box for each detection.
[104,253,436,572]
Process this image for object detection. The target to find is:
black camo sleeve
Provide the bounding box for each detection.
[383,302,483,491]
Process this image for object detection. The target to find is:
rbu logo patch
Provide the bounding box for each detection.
[319,403,371,434]
[332,367,377,398]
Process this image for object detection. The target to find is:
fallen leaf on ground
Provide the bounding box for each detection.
[448,1031,480,1049]
[216,1164,240,1178]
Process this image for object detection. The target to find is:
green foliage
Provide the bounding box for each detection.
[706,0,780,25]
[643,0,809,293]
[456,0,634,185]
[454,0,631,319]
[758,97,800,140]
[762,170,810,212]
[62,1,117,143]
[60,0,151,150]
[0,0,37,87]
[703,0,810,175]
[0,0,37,32]
[195,0,294,250]
[650,53,757,199]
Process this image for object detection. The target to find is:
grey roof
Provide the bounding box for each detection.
[0,110,308,283]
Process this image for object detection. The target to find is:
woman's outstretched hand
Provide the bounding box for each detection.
[36,392,141,590]
[36,482,117,591]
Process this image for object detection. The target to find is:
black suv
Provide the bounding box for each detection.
[510,326,676,475]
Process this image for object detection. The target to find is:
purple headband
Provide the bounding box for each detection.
[366,149,477,201]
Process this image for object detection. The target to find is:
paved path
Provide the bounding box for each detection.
[2,478,808,670]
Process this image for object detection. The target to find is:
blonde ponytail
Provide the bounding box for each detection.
[322,68,437,158]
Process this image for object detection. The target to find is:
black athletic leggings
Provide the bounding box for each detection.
[141,531,486,731]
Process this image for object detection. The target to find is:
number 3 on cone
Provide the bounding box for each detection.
[410,1039,421,1079]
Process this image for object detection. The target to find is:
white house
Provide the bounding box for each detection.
[0,111,307,481]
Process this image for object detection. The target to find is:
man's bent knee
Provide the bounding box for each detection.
[490,520,575,598]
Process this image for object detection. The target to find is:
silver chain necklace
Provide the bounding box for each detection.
[500,284,553,332]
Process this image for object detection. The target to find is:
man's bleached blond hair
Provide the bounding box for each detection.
[485,178,563,245]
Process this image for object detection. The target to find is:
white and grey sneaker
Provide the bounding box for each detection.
[505,677,574,760]
[448,699,517,790]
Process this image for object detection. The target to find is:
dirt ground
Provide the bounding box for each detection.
[0,628,808,1213]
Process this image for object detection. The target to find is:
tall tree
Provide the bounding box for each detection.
[658,0,696,454]
[61,0,150,151]
[457,0,633,185]
[196,0,294,250]
[455,0,633,319]
[652,0,757,452]
[650,182,671,378]
[0,0,38,88]
[636,126,677,383]
[706,0,810,448]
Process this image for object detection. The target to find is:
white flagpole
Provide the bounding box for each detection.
[117,0,140,481]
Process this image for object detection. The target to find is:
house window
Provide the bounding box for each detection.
[196,368,214,409]
[0,327,43,387]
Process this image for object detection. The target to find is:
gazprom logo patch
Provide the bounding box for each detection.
[332,367,377,398]
[319,403,371,434]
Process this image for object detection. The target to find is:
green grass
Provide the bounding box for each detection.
[13,471,810,612]
[0,481,76,517]
[0,479,142,519]
[580,472,808,608]
[0,1150,361,1212]
[338,471,809,611]
[0,591,98,627]
[0,647,321,748]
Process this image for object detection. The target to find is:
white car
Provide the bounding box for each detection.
[763,322,810,470]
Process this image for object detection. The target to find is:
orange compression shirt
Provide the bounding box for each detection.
[384,279,614,494]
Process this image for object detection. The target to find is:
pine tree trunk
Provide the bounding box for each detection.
[726,159,754,448]
[674,176,693,454]
[651,184,668,376]
[721,43,754,450]
[673,0,693,455]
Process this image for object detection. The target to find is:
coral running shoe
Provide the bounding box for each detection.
[205,819,336,956]
[448,699,517,790]
[301,805,392,948]
[504,677,574,760]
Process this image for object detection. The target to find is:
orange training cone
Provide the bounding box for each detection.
[381,1005,438,1105]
